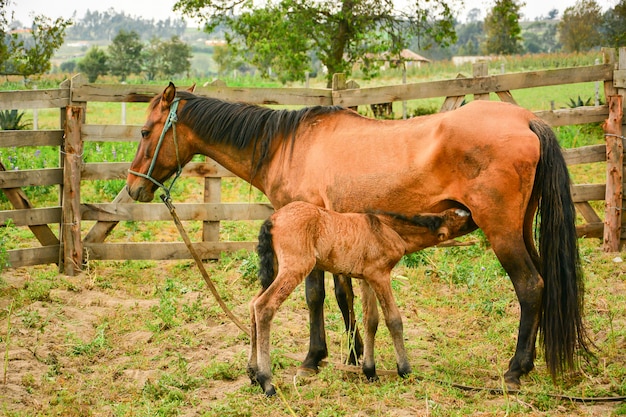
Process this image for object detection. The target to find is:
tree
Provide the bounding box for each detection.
[174,0,457,86]
[142,36,192,80]
[107,29,143,81]
[483,0,524,55]
[0,1,71,77]
[558,0,602,52]
[602,0,626,48]
[77,46,108,82]
[159,36,192,78]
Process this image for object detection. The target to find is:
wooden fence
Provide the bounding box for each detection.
[1,47,625,275]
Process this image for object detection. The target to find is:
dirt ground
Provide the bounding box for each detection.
[1,254,626,416]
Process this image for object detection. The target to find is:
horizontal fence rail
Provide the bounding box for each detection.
[1,48,625,273]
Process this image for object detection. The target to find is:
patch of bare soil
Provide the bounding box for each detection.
[0,267,258,415]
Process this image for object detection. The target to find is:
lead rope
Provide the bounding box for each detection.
[161,193,251,337]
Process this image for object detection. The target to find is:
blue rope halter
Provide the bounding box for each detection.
[128,98,183,200]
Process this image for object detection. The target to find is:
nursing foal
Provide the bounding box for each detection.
[248,201,472,396]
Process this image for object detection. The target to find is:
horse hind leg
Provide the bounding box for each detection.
[299,268,329,376]
[334,274,364,365]
[489,234,542,389]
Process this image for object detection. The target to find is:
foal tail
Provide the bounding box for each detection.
[257,219,276,290]
[530,118,590,379]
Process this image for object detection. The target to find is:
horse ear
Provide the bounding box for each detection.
[187,83,196,93]
[162,82,176,109]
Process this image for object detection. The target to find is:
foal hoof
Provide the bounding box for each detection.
[264,385,277,397]
[397,365,412,379]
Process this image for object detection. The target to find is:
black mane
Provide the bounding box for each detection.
[172,91,346,177]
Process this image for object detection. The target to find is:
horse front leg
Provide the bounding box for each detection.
[299,268,328,375]
[334,274,364,365]
[247,289,262,385]
[360,281,380,381]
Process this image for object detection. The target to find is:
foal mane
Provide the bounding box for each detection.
[155,91,346,178]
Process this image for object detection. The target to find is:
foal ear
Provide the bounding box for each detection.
[161,82,177,110]
[187,83,196,93]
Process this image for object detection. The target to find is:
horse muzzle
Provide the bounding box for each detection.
[126,183,155,202]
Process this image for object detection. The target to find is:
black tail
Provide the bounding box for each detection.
[530,118,590,379]
[257,218,276,290]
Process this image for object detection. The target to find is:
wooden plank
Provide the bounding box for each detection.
[0,161,59,247]
[82,161,235,181]
[84,241,257,260]
[495,91,518,105]
[61,106,84,275]
[534,105,609,126]
[562,144,607,165]
[0,207,61,227]
[575,202,602,224]
[82,124,142,142]
[576,222,603,239]
[333,64,614,106]
[7,245,60,268]
[440,73,467,112]
[0,168,63,188]
[84,188,133,244]
[0,130,63,148]
[614,69,626,88]
[0,88,70,110]
[72,82,333,106]
[571,183,606,202]
[80,202,274,222]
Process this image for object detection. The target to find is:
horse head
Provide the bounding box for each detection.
[126,82,196,202]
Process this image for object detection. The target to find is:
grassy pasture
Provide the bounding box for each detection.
[1,58,625,416]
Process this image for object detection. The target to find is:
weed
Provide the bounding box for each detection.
[237,251,259,286]
[0,218,13,274]
[148,279,181,332]
[70,322,109,356]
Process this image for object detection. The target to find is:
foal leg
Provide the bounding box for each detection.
[369,275,412,378]
[254,270,304,396]
[360,281,380,381]
[334,274,364,365]
[299,268,328,375]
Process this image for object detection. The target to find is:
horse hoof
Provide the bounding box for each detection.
[296,366,318,378]
[265,386,277,397]
[504,375,521,392]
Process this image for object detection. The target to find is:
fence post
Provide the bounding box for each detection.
[61,106,84,275]
[473,61,489,100]
[603,95,624,252]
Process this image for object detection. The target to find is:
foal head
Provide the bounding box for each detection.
[127,82,196,202]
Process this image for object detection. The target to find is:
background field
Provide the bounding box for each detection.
[1,55,625,416]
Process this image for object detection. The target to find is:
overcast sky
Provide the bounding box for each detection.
[12,0,616,27]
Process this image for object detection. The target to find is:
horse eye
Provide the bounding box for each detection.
[141,129,150,139]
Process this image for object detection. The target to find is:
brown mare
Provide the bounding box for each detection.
[249,203,472,396]
[126,82,589,389]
